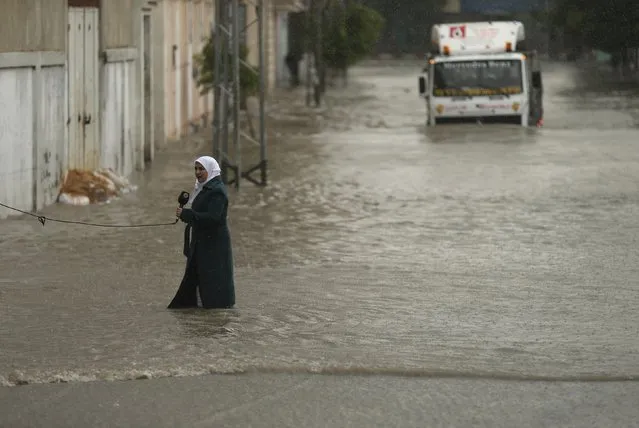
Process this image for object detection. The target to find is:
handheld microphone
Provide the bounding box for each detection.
[178,191,190,207]
[175,191,190,223]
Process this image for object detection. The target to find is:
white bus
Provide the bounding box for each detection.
[418,21,543,127]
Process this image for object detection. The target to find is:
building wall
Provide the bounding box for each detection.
[245,2,260,69]
[0,0,164,219]
[243,0,279,92]
[275,10,290,86]
[266,0,277,90]
[243,0,274,91]
[131,0,145,172]
[151,2,167,152]
[0,0,66,52]
[192,0,215,133]
[179,0,189,136]
[162,0,215,140]
[163,0,215,142]
[0,0,67,219]
[101,0,135,48]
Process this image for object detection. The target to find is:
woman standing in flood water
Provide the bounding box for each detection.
[168,156,235,309]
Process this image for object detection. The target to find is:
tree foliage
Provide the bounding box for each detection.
[549,0,639,52]
[343,3,386,63]
[358,0,443,55]
[193,34,259,99]
[314,1,385,69]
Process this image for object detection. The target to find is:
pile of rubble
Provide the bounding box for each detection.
[57,168,137,206]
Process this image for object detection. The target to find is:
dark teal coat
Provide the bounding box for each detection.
[168,177,235,309]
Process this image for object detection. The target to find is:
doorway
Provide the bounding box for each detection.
[67,7,100,170]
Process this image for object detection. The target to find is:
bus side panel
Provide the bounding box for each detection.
[427,65,435,126]
[526,53,543,125]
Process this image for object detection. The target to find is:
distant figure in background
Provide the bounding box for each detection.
[169,156,235,309]
[285,51,301,87]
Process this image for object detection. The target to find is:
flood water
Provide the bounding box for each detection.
[1,60,639,386]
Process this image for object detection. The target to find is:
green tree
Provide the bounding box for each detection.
[193,34,260,107]
[343,2,385,64]
[359,0,444,55]
[548,0,639,63]
[320,1,385,72]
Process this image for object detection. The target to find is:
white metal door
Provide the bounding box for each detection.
[68,8,84,169]
[67,7,100,170]
[186,0,193,126]
[83,8,100,169]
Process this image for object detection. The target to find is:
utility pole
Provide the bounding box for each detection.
[305,0,315,106]
[212,0,268,189]
[314,0,324,100]
[545,0,551,58]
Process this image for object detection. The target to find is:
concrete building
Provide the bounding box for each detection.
[0,0,164,219]
[159,0,305,143]
[0,0,303,219]
[0,0,65,217]
[159,0,214,142]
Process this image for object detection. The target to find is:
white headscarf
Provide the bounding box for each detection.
[189,156,221,204]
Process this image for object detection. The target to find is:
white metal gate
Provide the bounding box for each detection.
[67,7,99,170]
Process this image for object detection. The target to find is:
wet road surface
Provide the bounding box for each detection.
[3,373,639,428]
[1,60,639,426]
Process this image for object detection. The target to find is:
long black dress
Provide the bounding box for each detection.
[168,177,235,309]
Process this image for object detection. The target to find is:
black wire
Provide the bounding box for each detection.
[0,202,178,228]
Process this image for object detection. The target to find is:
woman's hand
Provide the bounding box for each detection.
[176,207,183,218]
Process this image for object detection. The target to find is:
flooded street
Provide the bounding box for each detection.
[1,59,639,393]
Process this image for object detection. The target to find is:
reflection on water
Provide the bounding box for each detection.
[2,61,639,386]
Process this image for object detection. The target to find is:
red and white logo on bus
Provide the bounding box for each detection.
[449,25,466,38]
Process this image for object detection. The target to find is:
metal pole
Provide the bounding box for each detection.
[315,0,323,101]
[213,0,224,161]
[232,0,241,189]
[211,0,270,188]
[305,0,313,106]
[220,0,230,183]
[257,0,267,184]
